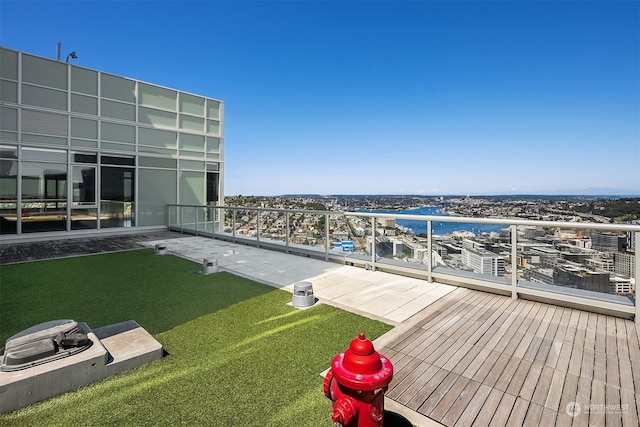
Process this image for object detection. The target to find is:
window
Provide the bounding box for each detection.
[72,165,96,206]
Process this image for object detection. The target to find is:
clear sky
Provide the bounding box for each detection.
[1,0,638,196]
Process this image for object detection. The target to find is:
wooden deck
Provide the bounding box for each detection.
[378,287,640,427]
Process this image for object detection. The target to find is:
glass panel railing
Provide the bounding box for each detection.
[342,214,368,256]
[234,209,258,241]
[431,220,511,283]
[220,207,234,236]
[328,213,355,254]
[166,205,639,317]
[517,225,634,305]
[255,209,286,245]
[199,206,216,235]
[168,205,178,229]
[180,206,197,233]
[287,211,324,253]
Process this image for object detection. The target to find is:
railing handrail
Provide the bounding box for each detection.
[167,204,640,233]
[348,211,640,232]
[167,204,331,216]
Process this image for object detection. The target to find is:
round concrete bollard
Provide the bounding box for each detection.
[292,281,315,308]
[155,244,167,255]
[202,258,218,275]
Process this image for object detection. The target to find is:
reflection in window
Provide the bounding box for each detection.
[0,146,17,234]
[101,166,135,228]
[72,165,96,206]
[207,172,219,205]
[71,208,98,230]
[20,161,67,233]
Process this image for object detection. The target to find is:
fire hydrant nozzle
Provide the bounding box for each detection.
[332,397,357,425]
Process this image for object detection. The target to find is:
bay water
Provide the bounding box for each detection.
[363,206,507,236]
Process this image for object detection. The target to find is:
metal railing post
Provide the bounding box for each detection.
[232,209,236,242]
[256,210,261,247]
[633,231,640,325]
[214,207,219,238]
[195,207,199,236]
[371,216,376,271]
[427,220,433,282]
[325,213,329,261]
[180,206,184,234]
[285,212,290,253]
[511,224,518,300]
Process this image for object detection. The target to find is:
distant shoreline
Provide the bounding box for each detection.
[360,207,506,236]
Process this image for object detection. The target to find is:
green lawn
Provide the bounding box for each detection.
[0,249,393,426]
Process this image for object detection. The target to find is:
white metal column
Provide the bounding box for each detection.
[511,225,518,300]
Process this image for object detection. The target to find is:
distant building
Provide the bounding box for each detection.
[591,232,625,252]
[523,227,545,240]
[331,231,350,241]
[556,244,598,264]
[391,239,404,257]
[530,246,561,267]
[434,242,448,258]
[570,237,592,249]
[553,265,609,293]
[462,247,504,277]
[586,257,614,272]
[413,247,429,262]
[461,238,483,251]
[523,267,554,284]
[610,276,634,296]
[627,230,636,251]
[614,252,636,278]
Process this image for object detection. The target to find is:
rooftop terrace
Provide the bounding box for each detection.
[3,231,638,426]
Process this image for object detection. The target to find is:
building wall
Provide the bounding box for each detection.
[591,232,625,252]
[0,47,223,236]
[462,247,505,277]
[614,251,636,278]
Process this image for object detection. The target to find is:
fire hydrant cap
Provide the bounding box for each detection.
[331,333,393,390]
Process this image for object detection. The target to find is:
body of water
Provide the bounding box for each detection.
[363,206,507,236]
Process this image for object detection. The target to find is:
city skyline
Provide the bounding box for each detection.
[1,0,638,196]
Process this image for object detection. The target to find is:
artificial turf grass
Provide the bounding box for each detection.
[0,251,394,426]
[0,249,274,343]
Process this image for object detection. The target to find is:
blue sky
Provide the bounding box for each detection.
[1,0,638,196]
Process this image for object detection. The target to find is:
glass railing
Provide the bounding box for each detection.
[168,204,640,320]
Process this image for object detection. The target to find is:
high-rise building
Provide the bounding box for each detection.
[0,47,223,237]
[615,251,636,278]
[461,247,505,277]
[591,232,625,252]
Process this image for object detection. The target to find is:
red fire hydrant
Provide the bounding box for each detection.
[323,333,394,427]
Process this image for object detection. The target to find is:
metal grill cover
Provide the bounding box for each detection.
[0,319,93,372]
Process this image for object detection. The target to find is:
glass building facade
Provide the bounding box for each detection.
[0,47,223,236]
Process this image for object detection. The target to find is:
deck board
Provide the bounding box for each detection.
[405,367,449,409]
[381,288,640,426]
[429,375,471,422]
[471,388,504,426]
[453,383,492,427]
[531,365,554,407]
[394,363,440,405]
